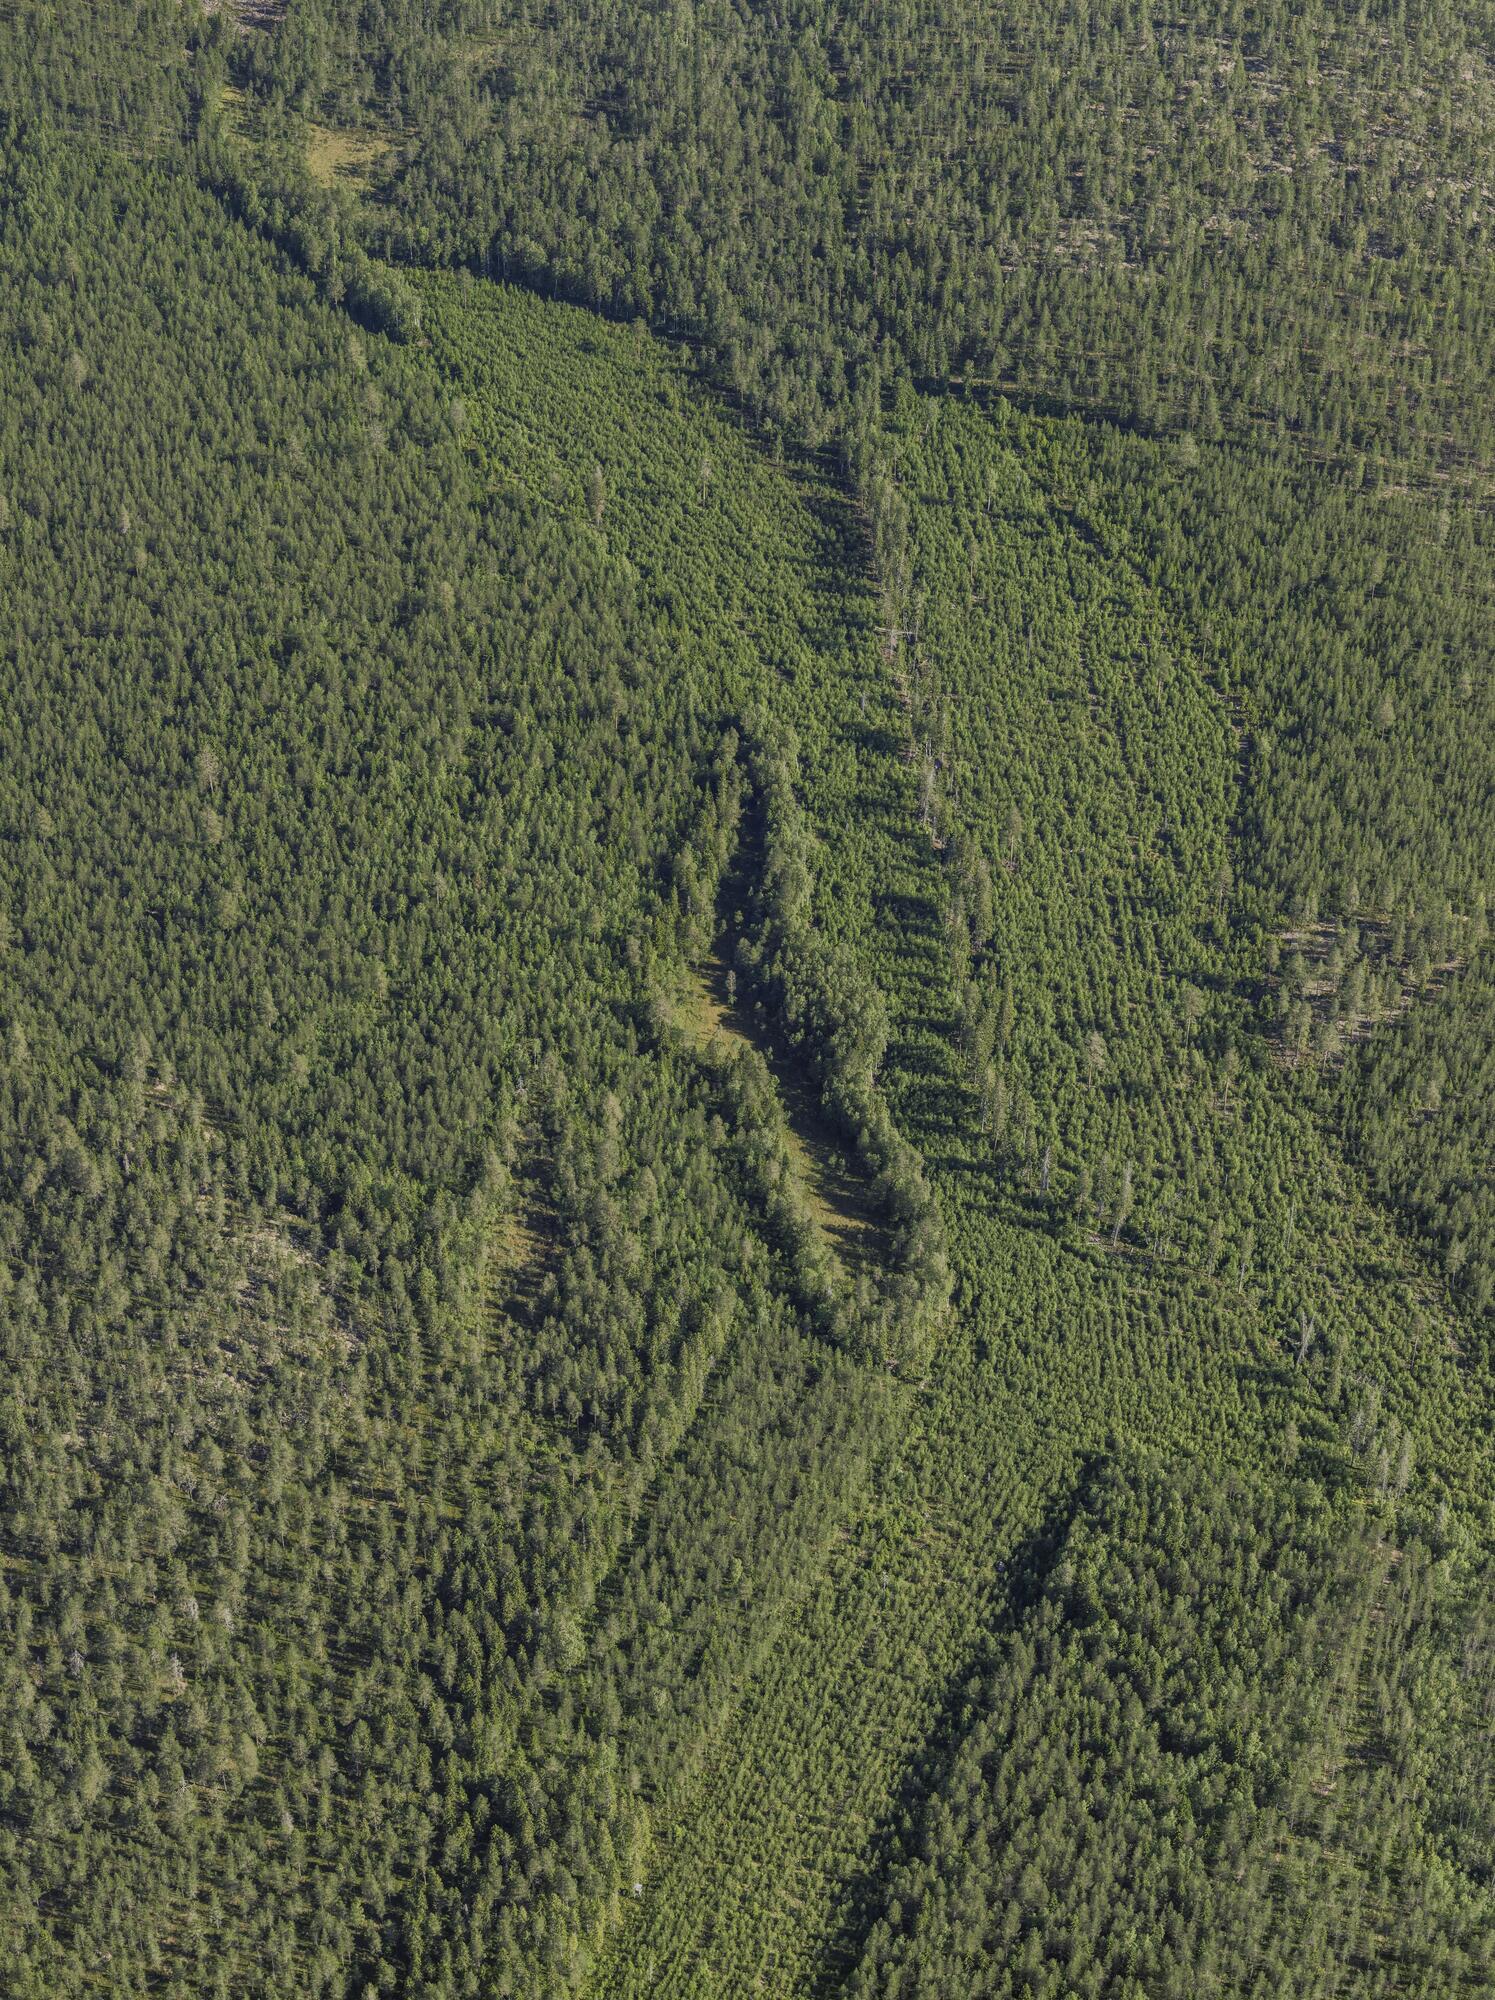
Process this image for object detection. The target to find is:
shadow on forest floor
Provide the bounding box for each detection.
[671,951,886,1278]
[484,1170,557,1333]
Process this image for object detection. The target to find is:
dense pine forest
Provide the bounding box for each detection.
[0,3,1490,1997]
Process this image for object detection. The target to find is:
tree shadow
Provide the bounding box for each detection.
[808,1474,1093,1994]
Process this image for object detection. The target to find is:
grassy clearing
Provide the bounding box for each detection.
[217,81,252,139]
[305,121,395,193]
[670,955,882,1273]
[484,1199,553,1330]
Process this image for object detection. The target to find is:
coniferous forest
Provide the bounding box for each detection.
[0,3,1491,1996]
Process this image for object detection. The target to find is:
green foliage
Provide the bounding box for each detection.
[585,384,1493,2000]
[714,720,951,1363]
[1075,421,1495,938]
[0,106,940,1993]
[1341,951,1495,1316]
[252,0,1495,484]
[0,6,1491,1999]
[850,1460,1494,1999]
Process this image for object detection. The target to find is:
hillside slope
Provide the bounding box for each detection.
[579,381,1494,1998]
[1,7,1491,1998]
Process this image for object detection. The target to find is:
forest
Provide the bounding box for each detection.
[0,2,1489,1996]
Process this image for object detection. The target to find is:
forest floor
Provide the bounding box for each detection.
[671,954,882,1275]
[224,0,286,29]
[485,1198,553,1328]
[305,121,395,193]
